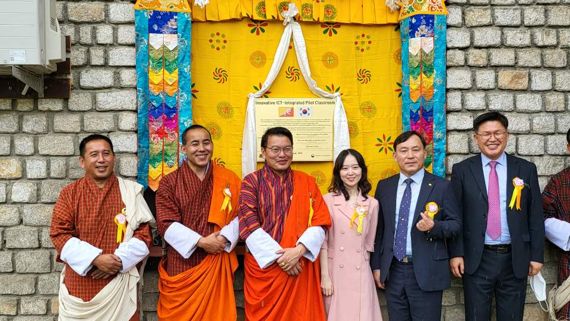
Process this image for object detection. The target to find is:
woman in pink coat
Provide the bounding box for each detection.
[320,149,382,321]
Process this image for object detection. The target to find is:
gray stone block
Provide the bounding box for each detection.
[109,2,134,23]
[78,25,93,45]
[466,49,488,67]
[447,91,463,111]
[0,99,11,110]
[119,69,137,87]
[504,113,530,133]
[465,7,492,27]
[15,250,51,273]
[38,99,64,112]
[118,155,138,177]
[70,46,87,66]
[532,114,556,133]
[546,135,569,154]
[555,70,570,91]
[68,156,85,179]
[14,135,34,156]
[560,29,570,48]
[96,90,137,111]
[557,114,570,133]
[533,156,566,175]
[67,2,105,22]
[447,28,471,48]
[68,92,93,111]
[447,113,474,130]
[118,112,137,131]
[503,28,531,47]
[61,24,76,45]
[546,6,570,26]
[489,48,516,66]
[464,92,486,110]
[117,25,135,45]
[0,113,19,133]
[19,297,47,315]
[447,132,470,154]
[0,297,17,315]
[38,135,75,156]
[475,69,496,89]
[0,183,6,203]
[0,158,22,179]
[493,7,522,26]
[473,27,502,47]
[518,135,545,155]
[12,316,54,321]
[516,49,542,67]
[447,68,472,89]
[49,158,67,178]
[11,181,37,203]
[447,50,465,66]
[488,92,515,111]
[22,114,47,134]
[53,114,81,133]
[84,112,115,132]
[96,25,114,44]
[0,206,20,226]
[447,6,463,27]
[38,273,60,295]
[530,70,553,91]
[109,132,137,153]
[109,47,136,66]
[26,158,47,179]
[543,49,568,67]
[447,154,471,174]
[523,6,545,26]
[544,93,566,112]
[89,47,105,66]
[79,69,114,89]
[515,93,543,112]
[40,180,71,203]
[15,100,34,112]
[498,69,528,90]
[40,228,53,249]
[4,226,38,249]
[0,250,13,272]
[0,275,35,295]
[532,29,558,46]
[22,205,53,226]
[0,135,12,156]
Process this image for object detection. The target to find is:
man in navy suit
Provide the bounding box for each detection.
[449,111,544,321]
[371,131,461,321]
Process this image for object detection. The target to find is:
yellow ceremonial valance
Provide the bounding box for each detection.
[135,0,399,25]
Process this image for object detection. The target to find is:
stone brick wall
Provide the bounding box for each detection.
[0,0,568,320]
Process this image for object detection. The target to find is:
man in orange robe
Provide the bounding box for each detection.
[239,127,331,321]
[156,125,241,321]
[50,134,153,321]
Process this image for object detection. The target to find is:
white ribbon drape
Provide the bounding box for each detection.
[241,3,350,177]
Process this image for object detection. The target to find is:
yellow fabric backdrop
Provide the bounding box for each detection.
[192,20,402,192]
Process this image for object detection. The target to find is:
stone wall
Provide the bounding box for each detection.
[0,0,568,320]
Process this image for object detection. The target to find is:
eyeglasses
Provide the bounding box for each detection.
[265,146,293,155]
[476,131,507,140]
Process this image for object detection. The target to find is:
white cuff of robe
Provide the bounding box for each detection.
[545,218,570,251]
[164,222,201,259]
[60,237,103,276]
[297,226,325,262]
[245,228,282,269]
[220,217,239,253]
[114,238,149,273]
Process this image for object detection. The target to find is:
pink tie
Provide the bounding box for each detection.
[486,161,501,240]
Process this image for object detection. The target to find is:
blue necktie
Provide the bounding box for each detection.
[394,178,413,261]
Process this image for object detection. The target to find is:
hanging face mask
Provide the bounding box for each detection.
[530,271,548,310]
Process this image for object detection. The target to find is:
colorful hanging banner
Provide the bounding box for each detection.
[399,5,447,177]
[135,8,192,190]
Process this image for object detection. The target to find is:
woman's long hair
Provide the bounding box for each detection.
[328,149,371,201]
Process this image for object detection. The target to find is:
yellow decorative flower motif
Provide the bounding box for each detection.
[301,3,313,20]
[249,50,267,68]
[322,52,339,69]
[310,170,327,187]
[393,49,402,64]
[359,101,377,118]
[206,122,222,140]
[216,101,233,119]
[355,33,372,52]
[209,32,227,51]
[348,121,359,138]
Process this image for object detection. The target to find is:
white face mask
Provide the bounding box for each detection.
[530,271,547,302]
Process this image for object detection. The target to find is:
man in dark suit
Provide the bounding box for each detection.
[449,111,544,321]
[371,131,461,321]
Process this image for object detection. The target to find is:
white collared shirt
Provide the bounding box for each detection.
[394,168,425,256]
[481,152,511,244]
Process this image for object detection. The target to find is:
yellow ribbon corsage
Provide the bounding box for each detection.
[114,208,127,243]
[220,186,233,214]
[509,177,524,210]
[425,201,439,219]
[350,205,368,234]
[308,193,314,227]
